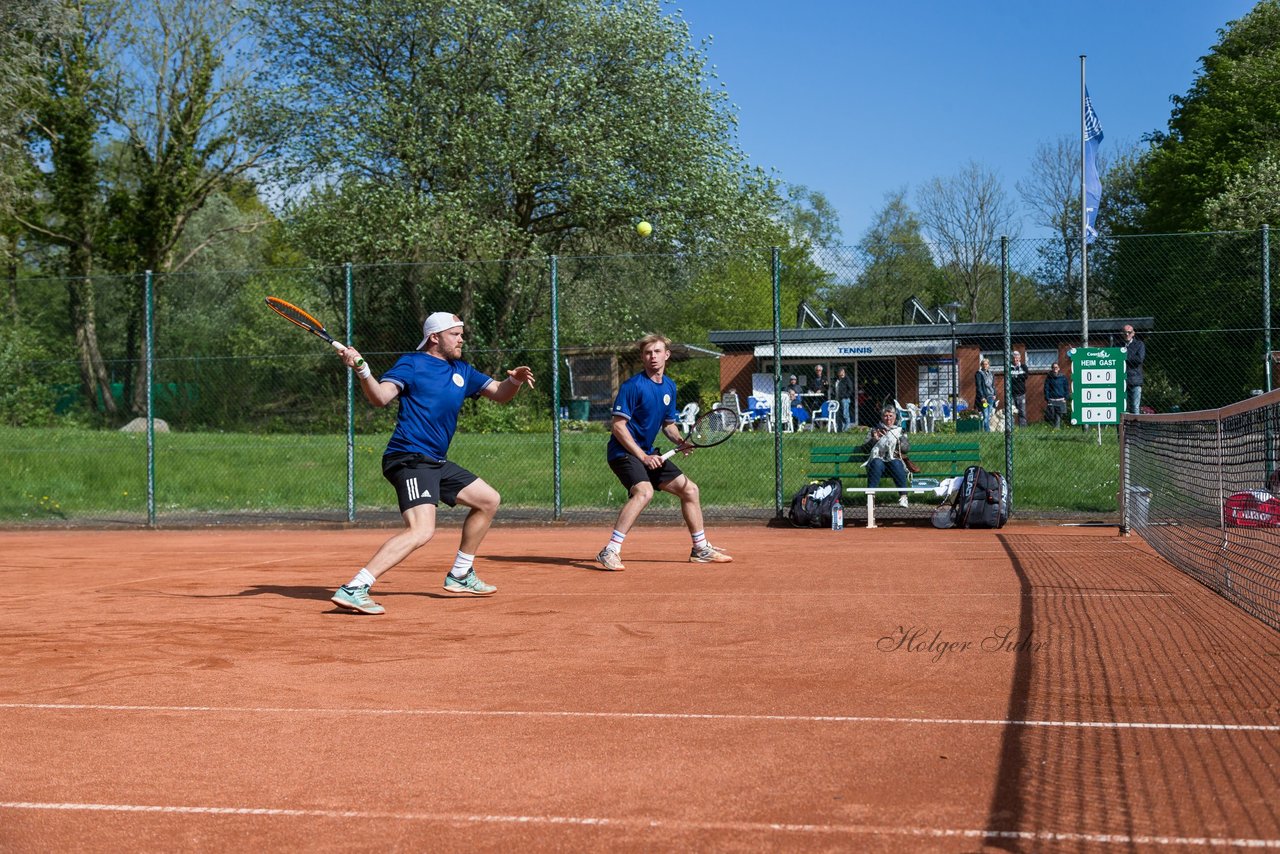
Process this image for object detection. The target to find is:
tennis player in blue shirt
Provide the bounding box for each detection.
[330,312,535,615]
[596,333,732,570]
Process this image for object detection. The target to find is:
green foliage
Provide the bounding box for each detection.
[252,0,784,358]
[0,321,77,426]
[1138,0,1280,232]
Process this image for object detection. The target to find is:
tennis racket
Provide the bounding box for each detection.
[660,406,739,461]
[264,297,363,367]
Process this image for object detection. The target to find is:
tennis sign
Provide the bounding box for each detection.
[1068,347,1126,425]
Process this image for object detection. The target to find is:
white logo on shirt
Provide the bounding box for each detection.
[452,373,464,387]
[663,394,671,405]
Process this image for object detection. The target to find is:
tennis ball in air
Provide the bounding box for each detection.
[636,220,652,237]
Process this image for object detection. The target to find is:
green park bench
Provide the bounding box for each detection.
[806,440,982,528]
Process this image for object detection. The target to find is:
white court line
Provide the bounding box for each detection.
[0,802,1276,848]
[3,703,1276,731]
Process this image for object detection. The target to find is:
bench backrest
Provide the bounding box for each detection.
[807,441,981,482]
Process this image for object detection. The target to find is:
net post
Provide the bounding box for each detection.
[1118,412,1129,535]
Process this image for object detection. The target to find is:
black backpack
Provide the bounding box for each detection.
[945,465,1010,529]
[789,478,844,528]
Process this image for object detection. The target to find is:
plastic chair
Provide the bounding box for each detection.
[676,402,699,435]
[812,400,839,432]
[893,399,913,432]
[745,396,772,431]
[778,404,796,433]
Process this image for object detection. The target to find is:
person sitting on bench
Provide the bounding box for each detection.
[861,406,911,507]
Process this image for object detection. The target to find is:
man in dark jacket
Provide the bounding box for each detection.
[1044,362,1069,428]
[832,367,854,431]
[1123,324,1145,414]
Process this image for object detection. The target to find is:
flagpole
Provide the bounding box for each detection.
[1080,55,1089,348]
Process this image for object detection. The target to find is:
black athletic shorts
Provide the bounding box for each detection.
[382,453,478,512]
[608,455,685,491]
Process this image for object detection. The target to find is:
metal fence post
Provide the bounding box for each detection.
[345,262,355,523]
[145,269,155,528]
[550,254,563,521]
[1264,224,1272,393]
[772,247,783,517]
[1001,237,1013,500]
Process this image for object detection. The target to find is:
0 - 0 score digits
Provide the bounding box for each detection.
[1081,387,1116,403]
[1082,368,1116,385]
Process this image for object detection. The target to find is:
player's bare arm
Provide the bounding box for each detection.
[340,346,398,407]
[610,415,664,469]
[481,366,536,403]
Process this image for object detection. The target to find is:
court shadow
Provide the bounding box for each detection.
[213,585,454,603]
[484,554,588,567]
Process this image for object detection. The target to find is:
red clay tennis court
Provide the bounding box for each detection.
[2,522,1277,852]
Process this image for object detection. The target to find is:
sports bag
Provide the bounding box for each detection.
[949,465,1010,529]
[789,478,844,528]
[1225,490,1280,528]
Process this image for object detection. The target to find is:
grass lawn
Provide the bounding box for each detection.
[0,424,1120,521]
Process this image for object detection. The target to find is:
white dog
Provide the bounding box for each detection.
[990,403,1018,432]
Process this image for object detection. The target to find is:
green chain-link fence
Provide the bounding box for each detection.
[3,229,1275,525]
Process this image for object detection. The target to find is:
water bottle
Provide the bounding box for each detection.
[831,499,844,531]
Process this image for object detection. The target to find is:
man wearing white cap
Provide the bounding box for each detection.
[330,312,535,615]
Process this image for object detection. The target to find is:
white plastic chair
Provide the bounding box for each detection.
[676,402,699,435]
[812,400,839,432]
[778,404,795,433]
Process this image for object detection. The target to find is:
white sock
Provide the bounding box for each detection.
[691,530,708,550]
[449,551,475,579]
[346,568,375,589]
[605,530,625,554]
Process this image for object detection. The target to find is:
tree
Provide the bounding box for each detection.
[917,161,1019,322]
[828,189,940,326]
[1138,0,1280,232]
[9,0,122,416]
[1205,151,1280,228]
[100,0,276,413]
[252,0,778,361]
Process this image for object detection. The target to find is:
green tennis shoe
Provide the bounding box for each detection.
[443,569,497,596]
[331,584,384,615]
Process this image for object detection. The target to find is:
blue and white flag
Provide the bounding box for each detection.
[1084,88,1104,244]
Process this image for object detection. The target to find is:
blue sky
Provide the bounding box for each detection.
[679,0,1259,244]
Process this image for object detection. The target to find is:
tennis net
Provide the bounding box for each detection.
[1122,389,1280,630]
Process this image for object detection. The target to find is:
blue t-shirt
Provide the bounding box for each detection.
[606,372,678,461]
[381,353,493,460]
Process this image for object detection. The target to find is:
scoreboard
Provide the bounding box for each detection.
[1069,347,1127,425]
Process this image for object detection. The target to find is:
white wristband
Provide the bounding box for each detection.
[355,365,372,380]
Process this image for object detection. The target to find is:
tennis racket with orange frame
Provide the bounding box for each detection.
[264,297,363,368]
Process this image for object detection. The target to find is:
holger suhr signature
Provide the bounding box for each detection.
[877,625,1044,663]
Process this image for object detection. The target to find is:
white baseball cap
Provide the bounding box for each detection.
[416,312,463,349]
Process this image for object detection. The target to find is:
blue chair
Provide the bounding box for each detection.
[812,400,839,432]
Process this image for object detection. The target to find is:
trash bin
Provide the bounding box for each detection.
[568,398,590,421]
[1126,485,1151,527]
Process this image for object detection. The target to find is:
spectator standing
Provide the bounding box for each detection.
[832,367,854,431]
[1008,351,1028,427]
[810,365,829,399]
[975,357,997,432]
[1123,324,1145,414]
[1044,362,1069,428]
